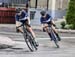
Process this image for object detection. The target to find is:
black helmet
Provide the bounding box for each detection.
[16,8,21,13]
[40,10,46,16]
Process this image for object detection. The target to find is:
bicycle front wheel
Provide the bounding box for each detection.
[25,34,37,52]
[23,29,37,52]
[50,30,59,48]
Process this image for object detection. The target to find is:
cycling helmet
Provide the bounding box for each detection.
[40,10,46,16]
[16,8,21,13]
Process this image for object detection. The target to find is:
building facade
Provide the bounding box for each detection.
[30,0,69,18]
[30,0,69,10]
[0,0,28,8]
[30,0,69,25]
[0,0,69,24]
[0,0,69,10]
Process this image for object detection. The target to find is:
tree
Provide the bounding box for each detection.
[66,0,75,29]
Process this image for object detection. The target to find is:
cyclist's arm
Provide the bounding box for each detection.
[42,18,56,27]
[41,23,48,28]
[41,23,49,32]
[40,18,48,30]
[19,13,28,20]
[43,18,52,23]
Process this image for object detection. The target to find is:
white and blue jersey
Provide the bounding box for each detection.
[15,10,28,23]
[19,10,28,21]
[40,14,52,24]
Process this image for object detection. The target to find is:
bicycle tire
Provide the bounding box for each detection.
[50,28,59,48]
[27,32,38,50]
[23,28,37,52]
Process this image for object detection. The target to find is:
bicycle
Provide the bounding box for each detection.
[44,25,59,48]
[17,23,38,52]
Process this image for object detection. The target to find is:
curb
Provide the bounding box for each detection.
[33,28,75,33]
[57,29,75,33]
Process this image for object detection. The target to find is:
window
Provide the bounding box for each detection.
[30,0,48,9]
[30,0,36,8]
[37,0,47,9]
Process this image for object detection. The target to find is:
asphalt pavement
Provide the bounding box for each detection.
[0,24,75,57]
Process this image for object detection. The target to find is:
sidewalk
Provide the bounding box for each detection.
[0,23,75,33]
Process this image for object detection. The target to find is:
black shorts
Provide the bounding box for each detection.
[20,19,31,27]
[47,21,52,24]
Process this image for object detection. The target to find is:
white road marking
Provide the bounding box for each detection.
[36,37,75,40]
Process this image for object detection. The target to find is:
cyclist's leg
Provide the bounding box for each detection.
[16,21,23,33]
[48,33,53,41]
[16,21,20,32]
[27,26,36,38]
[44,27,53,41]
[51,25,61,41]
[25,19,36,38]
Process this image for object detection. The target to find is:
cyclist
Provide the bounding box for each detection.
[15,8,38,46]
[40,10,61,41]
[15,0,30,32]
